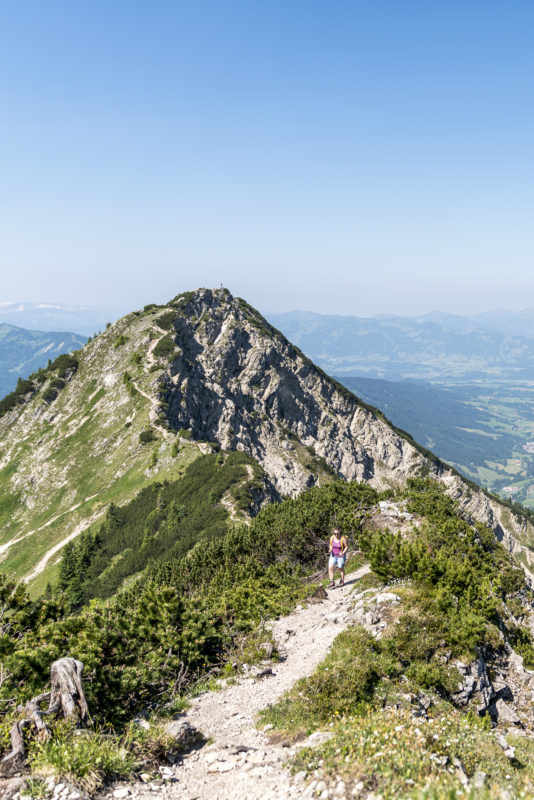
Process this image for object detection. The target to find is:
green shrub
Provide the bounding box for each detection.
[0,352,79,418]
[139,429,156,444]
[114,334,128,349]
[122,372,137,398]
[156,311,177,331]
[259,627,386,732]
[49,353,79,379]
[42,387,58,403]
[153,334,176,358]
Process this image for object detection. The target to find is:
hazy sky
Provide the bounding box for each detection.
[1,1,533,317]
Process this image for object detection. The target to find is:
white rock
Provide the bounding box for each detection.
[304,731,334,748]
[509,652,525,673]
[217,761,235,772]
[247,749,266,764]
[204,751,222,764]
[375,592,400,604]
[248,766,267,777]
[113,788,131,798]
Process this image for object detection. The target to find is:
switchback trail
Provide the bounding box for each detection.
[104,565,370,800]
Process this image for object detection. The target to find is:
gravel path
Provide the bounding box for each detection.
[106,565,370,800]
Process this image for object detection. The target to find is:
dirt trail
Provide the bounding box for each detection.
[105,565,370,800]
[130,330,172,441]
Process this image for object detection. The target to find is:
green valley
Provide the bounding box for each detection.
[339,376,534,509]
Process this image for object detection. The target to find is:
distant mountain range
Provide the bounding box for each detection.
[0,302,123,336]
[0,324,86,397]
[4,302,534,380]
[268,309,534,381]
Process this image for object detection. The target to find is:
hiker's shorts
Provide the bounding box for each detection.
[329,555,346,568]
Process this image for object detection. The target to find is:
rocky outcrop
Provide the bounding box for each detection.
[160,290,431,498]
[157,290,534,565]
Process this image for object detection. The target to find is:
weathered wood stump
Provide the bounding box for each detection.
[48,658,89,723]
[0,658,89,777]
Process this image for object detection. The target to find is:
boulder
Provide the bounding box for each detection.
[488,699,521,725]
[165,719,204,750]
[374,592,400,605]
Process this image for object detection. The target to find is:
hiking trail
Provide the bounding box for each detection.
[102,564,370,800]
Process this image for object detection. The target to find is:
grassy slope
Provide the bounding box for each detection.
[0,305,209,594]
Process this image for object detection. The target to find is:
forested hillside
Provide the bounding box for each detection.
[0,323,85,397]
[3,479,534,798]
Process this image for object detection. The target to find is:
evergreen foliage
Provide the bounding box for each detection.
[1,473,532,781]
[0,352,79,417]
[155,311,177,331]
[359,478,530,662]
[153,334,176,359]
[139,429,156,444]
[114,334,128,348]
[56,452,259,605]
[0,377,36,417]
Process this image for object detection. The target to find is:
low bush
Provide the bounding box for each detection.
[156,311,177,331]
[153,334,176,358]
[114,334,128,348]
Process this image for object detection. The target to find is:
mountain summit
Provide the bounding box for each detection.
[1,287,534,591]
[158,288,427,494]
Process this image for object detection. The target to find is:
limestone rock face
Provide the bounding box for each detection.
[159,290,534,574]
[162,289,435,496]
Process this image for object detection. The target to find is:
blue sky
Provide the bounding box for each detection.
[1,1,533,317]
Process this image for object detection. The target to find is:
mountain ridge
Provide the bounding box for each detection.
[0,323,86,397]
[267,308,534,381]
[1,288,534,594]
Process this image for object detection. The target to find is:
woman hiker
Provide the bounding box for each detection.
[328,527,348,588]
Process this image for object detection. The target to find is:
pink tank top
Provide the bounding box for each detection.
[331,537,343,556]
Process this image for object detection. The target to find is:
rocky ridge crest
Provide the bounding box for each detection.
[159,289,534,577]
[1,287,534,588]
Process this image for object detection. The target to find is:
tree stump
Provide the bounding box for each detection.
[48,658,90,723]
[0,657,90,777]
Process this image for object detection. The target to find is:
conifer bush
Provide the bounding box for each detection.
[152,334,176,358]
